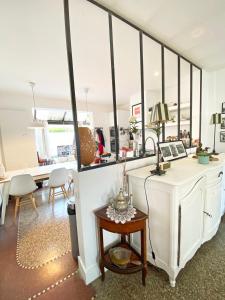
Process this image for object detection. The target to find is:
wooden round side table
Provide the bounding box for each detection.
[94,205,148,286]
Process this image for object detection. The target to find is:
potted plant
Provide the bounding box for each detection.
[196,143,210,164]
[129,116,138,139]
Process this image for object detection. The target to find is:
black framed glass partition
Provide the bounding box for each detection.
[112,16,142,160]
[164,49,178,142]
[192,67,201,146]
[180,59,191,147]
[64,0,203,172]
[69,0,116,167]
[143,35,162,153]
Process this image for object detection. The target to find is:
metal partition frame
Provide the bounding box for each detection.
[63,0,202,172]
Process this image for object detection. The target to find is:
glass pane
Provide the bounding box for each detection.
[112,17,142,159]
[192,67,201,146]
[180,59,191,148]
[70,0,115,167]
[0,1,75,169]
[164,49,178,142]
[143,36,162,153]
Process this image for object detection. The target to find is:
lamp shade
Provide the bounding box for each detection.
[149,102,170,125]
[211,113,221,124]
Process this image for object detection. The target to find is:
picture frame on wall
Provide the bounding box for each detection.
[220,131,225,142]
[221,114,225,129]
[132,103,142,123]
[222,102,225,114]
[159,140,187,162]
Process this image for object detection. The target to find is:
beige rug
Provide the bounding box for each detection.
[16,189,71,269]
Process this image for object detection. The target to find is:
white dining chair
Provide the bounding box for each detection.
[48,168,69,204]
[9,174,38,219]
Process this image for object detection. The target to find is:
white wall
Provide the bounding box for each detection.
[209,68,225,153]
[76,156,156,284]
[0,91,70,170]
[0,109,37,170]
[201,68,225,153]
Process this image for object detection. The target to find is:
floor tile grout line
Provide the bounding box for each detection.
[27,269,79,300]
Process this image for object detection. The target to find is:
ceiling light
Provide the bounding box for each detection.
[28,82,45,129]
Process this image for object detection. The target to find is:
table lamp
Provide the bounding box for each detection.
[148,102,170,175]
[211,113,221,155]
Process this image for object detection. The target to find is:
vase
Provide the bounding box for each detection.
[132,133,138,141]
[78,127,96,166]
[198,156,209,165]
[132,133,139,157]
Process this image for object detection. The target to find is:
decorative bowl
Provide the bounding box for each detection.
[109,247,131,268]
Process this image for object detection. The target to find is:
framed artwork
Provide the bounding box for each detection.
[222,102,225,114]
[159,140,187,162]
[132,103,142,123]
[221,114,225,129]
[220,131,225,142]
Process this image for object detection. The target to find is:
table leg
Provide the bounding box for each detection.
[141,227,147,286]
[128,233,131,245]
[121,234,126,243]
[99,226,105,281]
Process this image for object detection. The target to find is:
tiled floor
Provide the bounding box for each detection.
[17,188,71,268]
[0,188,95,300]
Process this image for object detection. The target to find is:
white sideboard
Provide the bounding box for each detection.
[127,156,225,287]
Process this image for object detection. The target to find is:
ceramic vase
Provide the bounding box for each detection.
[78,127,96,166]
[132,133,139,157]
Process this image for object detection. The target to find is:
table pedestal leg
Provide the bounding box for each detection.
[99,227,105,281]
[141,228,147,286]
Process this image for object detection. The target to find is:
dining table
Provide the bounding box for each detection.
[0,161,77,225]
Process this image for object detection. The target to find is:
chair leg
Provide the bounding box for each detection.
[14,197,20,220]
[68,179,74,194]
[31,193,38,214]
[62,185,68,199]
[48,188,52,203]
[52,188,55,204]
[68,180,72,192]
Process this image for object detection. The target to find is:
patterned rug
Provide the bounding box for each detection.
[16,188,71,269]
[92,216,225,299]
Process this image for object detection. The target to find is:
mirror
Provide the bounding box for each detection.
[192,67,201,146]
[180,59,191,148]
[70,0,115,167]
[112,17,142,160]
[143,35,162,154]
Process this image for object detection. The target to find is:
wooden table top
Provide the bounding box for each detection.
[94,205,148,223]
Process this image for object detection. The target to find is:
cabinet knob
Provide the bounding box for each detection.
[218,171,223,177]
[203,211,212,218]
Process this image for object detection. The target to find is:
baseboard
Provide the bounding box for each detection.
[78,256,101,285]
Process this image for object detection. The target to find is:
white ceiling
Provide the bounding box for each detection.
[96,0,225,70]
[0,0,224,105]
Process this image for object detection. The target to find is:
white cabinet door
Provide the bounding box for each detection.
[203,175,223,242]
[222,166,225,216]
[178,177,205,268]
